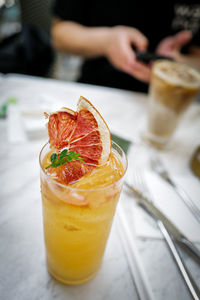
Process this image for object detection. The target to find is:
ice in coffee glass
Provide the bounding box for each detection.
[145,60,200,148]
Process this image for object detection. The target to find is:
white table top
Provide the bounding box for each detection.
[0,74,199,300]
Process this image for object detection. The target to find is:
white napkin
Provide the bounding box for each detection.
[6,94,58,143]
[132,171,200,242]
[6,103,47,143]
[7,103,27,143]
[126,144,200,243]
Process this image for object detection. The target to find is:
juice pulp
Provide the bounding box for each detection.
[40,145,125,285]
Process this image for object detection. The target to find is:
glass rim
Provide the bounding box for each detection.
[39,140,128,192]
[152,59,200,89]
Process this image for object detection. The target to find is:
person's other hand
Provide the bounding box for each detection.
[156,30,192,59]
[105,26,151,82]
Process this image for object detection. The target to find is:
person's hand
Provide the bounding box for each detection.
[104,26,151,82]
[156,30,192,59]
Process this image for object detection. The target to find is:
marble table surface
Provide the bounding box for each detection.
[0,74,200,300]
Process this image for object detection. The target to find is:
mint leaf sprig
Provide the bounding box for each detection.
[46,149,85,169]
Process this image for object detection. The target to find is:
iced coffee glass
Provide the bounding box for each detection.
[40,141,127,285]
[145,60,200,148]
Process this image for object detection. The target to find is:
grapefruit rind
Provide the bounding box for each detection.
[49,107,76,116]
[77,96,111,165]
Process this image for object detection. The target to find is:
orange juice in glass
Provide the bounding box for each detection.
[39,97,127,285]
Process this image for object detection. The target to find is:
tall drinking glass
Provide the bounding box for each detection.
[145,60,200,148]
[39,141,127,285]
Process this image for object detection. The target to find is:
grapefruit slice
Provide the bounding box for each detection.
[45,96,111,185]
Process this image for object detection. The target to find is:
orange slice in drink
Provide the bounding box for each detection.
[45,96,111,184]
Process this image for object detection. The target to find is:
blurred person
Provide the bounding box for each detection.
[51,0,200,92]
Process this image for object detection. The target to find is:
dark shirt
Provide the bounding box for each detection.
[52,0,200,92]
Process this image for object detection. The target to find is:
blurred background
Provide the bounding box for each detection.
[0,0,81,81]
[0,0,199,95]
